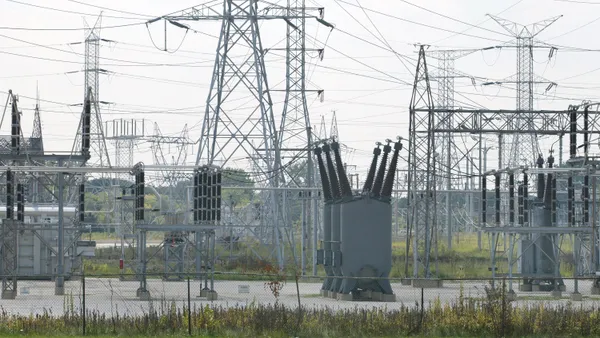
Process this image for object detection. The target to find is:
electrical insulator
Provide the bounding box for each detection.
[79,184,85,223]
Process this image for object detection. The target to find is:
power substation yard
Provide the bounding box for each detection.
[3,0,600,324]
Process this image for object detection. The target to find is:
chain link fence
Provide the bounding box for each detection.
[2,274,600,335]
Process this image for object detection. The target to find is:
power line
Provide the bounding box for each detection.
[397,0,513,38]
[64,0,156,18]
[0,22,145,32]
[335,0,508,43]
[6,0,146,21]
[430,0,524,45]
[554,0,600,4]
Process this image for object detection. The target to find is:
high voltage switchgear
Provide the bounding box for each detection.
[315,138,402,301]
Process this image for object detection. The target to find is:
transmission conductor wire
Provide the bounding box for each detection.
[6,0,147,21]
[64,0,156,19]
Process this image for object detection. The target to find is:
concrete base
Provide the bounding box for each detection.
[342,290,396,302]
[199,289,209,298]
[570,292,583,301]
[320,289,327,297]
[136,288,151,300]
[206,290,218,301]
[1,290,16,299]
[532,284,566,292]
[519,283,532,292]
[507,290,517,301]
[371,291,383,301]
[337,293,353,301]
[591,286,600,295]
[412,278,443,288]
[401,279,412,286]
[327,291,337,299]
[55,286,65,296]
[382,294,396,302]
[550,290,562,298]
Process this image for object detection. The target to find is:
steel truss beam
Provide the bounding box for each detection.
[414,109,600,135]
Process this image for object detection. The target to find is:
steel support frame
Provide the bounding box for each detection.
[407,45,438,279]
[407,44,600,280]
[1,220,18,299]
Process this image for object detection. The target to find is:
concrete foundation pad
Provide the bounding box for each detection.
[54,286,65,296]
[337,293,353,301]
[507,290,517,301]
[206,290,218,301]
[550,290,562,298]
[412,278,443,288]
[1,290,16,299]
[327,291,337,299]
[382,294,396,302]
[319,289,327,297]
[591,286,600,295]
[371,291,383,301]
[137,289,151,301]
[532,285,541,292]
[519,283,532,292]
[401,279,412,286]
[560,285,567,292]
[570,292,583,301]
[199,289,209,298]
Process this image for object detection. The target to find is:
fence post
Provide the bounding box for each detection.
[82,273,86,336]
[420,287,424,332]
[501,277,506,337]
[187,277,191,336]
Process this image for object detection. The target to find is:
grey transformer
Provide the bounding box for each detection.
[315,138,402,301]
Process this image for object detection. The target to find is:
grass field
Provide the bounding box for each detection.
[84,232,576,280]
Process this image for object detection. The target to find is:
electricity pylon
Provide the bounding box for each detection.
[487,15,562,167]
[150,0,332,268]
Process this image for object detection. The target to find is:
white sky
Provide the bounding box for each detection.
[0,0,598,182]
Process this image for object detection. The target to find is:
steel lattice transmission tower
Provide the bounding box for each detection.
[277,0,330,274]
[488,15,562,167]
[154,0,331,268]
[428,49,476,249]
[72,16,111,168]
[406,45,437,279]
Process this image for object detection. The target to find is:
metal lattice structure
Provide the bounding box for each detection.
[72,16,111,168]
[488,15,562,168]
[428,49,477,249]
[148,123,194,280]
[406,46,437,279]
[151,0,332,270]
